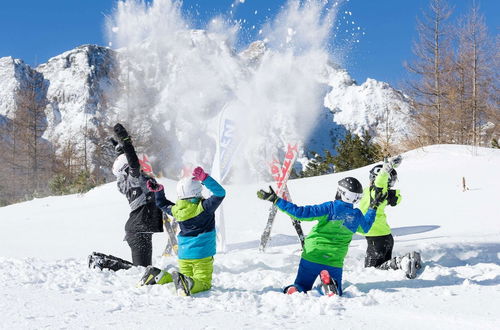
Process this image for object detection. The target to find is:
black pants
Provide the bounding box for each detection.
[365,234,394,268]
[125,232,153,267]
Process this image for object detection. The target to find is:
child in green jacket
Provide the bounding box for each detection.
[358,156,422,279]
[258,177,381,296]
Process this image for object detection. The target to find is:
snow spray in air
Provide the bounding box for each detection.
[107,0,340,182]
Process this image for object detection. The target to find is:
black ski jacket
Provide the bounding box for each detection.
[117,140,163,234]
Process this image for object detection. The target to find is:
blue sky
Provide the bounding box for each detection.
[0,0,498,87]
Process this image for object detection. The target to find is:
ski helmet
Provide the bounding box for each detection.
[112,154,129,177]
[176,177,203,199]
[336,177,363,204]
[112,153,153,177]
[369,165,398,187]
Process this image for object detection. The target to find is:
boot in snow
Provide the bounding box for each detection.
[397,251,422,279]
[320,270,338,297]
[171,271,194,296]
[138,266,162,286]
[284,285,299,295]
[88,252,133,271]
[411,251,422,270]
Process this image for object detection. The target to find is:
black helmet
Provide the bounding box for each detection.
[369,165,397,187]
[336,177,363,204]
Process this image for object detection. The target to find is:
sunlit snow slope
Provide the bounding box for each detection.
[0,145,499,329]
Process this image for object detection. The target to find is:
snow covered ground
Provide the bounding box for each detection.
[1,145,499,329]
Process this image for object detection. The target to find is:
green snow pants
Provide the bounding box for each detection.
[157,256,214,294]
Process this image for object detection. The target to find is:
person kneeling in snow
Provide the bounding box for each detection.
[358,155,422,279]
[141,167,225,296]
[88,123,163,271]
[257,177,382,296]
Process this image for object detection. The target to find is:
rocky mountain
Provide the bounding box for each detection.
[0,45,117,182]
[0,39,414,183]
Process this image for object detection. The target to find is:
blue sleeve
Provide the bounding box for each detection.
[201,176,226,213]
[275,199,332,222]
[154,190,175,215]
[359,208,376,233]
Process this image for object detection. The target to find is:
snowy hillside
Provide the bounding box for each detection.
[1,145,499,329]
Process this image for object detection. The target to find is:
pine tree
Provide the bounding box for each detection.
[332,131,382,172]
[301,150,335,177]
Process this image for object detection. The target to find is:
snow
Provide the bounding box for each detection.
[1,145,499,329]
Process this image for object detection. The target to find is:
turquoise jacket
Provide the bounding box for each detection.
[154,176,225,259]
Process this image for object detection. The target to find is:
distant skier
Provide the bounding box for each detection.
[139,166,226,296]
[358,155,422,279]
[257,177,382,296]
[88,123,163,271]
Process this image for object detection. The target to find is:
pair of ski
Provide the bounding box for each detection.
[259,143,305,252]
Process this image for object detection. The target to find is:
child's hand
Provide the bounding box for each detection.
[383,155,403,173]
[192,167,208,181]
[114,123,131,142]
[146,178,163,192]
[257,186,278,203]
[369,188,385,209]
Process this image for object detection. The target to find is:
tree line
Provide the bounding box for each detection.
[301,0,498,177]
[404,0,498,148]
[0,76,115,206]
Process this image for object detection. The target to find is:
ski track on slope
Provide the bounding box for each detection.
[1,237,499,329]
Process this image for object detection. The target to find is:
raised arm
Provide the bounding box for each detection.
[114,123,141,178]
[146,178,175,215]
[358,208,376,233]
[275,198,331,222]
[192,167,226,213]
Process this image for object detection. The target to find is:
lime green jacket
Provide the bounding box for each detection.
[358,170,402,236]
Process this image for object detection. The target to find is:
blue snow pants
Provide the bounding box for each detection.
[286,258,343,296]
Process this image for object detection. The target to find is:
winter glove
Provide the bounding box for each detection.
[369,187,386,210]
[389,155,403,168]
[387,189,400,206]
[192,166,208,181]
[109,137,124,155]
[383,155,403,173]
[113,123,131,142]
[146,178,164,192]
[257,186,278,203]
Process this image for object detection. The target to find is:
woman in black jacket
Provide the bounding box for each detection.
[111,123,163,267]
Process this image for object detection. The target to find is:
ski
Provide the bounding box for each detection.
[272,153,305,249]
[162,214,178,257]
[259,144,299,252]
[280,184,306,249]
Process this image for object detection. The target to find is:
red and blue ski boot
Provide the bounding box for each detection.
[320,270,338,297]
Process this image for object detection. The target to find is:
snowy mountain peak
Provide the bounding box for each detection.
[0,56,44,120]
[324,68,414,142]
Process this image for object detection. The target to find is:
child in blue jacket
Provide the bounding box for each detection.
[258,177,381,296]
[143,166,225,296]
